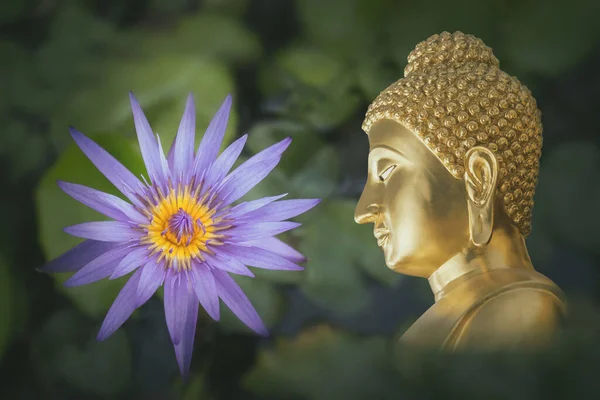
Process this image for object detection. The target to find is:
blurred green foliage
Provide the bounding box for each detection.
[0,256,12,360]
[244,325,397,400]
[0,0,599,399]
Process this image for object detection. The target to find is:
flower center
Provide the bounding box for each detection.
[142,185,225,270]
[166,208,197,245]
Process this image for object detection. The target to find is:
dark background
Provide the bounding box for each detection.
[1,0,600,399]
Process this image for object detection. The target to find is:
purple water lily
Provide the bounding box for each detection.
[42,93,319,376]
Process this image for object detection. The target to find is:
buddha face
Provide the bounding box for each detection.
[354,119,471,278]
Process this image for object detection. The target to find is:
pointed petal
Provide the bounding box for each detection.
[174,286,198,378]
[224,193,287,219]
[58,181,147,224]
[243,237,306,263]
[190,262,219,320]
[136,260,165,306]
[69,127,143,204]
[129,92,167,186]
[193,95,232,177]
[41,240,119,273]
[64,221,142,242]
[64,244,132,287]
[173,93,196,182]
[238,199,321,222]
[219,245,303,271]
[213,269,267,336]
[109,246,150,279]
[205,253,254,277]
[202,134,247,192]
[164,271,189,345]
[243,137,291,167]
[225,221,301,242]
[218,157,281,206]
[97,268,143,341]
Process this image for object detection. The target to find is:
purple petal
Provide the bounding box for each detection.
[136,260,165,306]
[173,285,198,378]
[213,269,268,336]
[223,194,287,219]
[58,181,147,224]
[202,134,247,192]
[69,127,144,206]
[243,237,306,263]
[64,221,142,242]
[218,157,282,206]
[238,199,321,222]
[164,271,189,345]
[167,135,177,169]
[219,245,303,271]
[192,95,232,178]
[244,137,291,167]
[190,262,219,320]
[156,134,171,181]
[41,240,119,273]
[129,92,167,186]
[64,244,132,287]
[173,93,196,182]
[97,268,143,341]
[205,252,254,277]
[225,221,301,242]
[109,246,150,279]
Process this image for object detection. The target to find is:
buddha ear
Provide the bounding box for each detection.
[463,146,498,247]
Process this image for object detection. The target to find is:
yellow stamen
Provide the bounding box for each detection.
[143,185,222,271]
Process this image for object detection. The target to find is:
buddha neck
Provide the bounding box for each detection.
[428,213,534,302]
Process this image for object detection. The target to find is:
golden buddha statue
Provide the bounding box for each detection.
[355,32,566,351]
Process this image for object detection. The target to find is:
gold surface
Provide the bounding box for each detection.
[355,31,566,350]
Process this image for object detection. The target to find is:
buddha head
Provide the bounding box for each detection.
[355,31,543,278]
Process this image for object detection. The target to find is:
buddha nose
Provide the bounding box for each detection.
[354,187,380,224]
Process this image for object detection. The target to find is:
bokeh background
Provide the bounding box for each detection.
[1,0,600,398]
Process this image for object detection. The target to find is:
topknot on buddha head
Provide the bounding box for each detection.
[362,31,543,237]
[404,31,499,77]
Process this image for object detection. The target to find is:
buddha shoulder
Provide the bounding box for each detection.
[449,275,567,350]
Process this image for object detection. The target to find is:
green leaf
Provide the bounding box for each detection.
[277,46,344,88]
[245,125,339,200]
[289,145,340,199]
[219,275,286,334]
[298,200,400,315]
[0,255,13,360]
[535,141,600,255]
[355,57,402,100]
[32,309,132,396]
[501,0,600,76]
[260,46,361,129]
[34,1,117,114]
[386,0,500,69]
[247,120,326,176]
[244,325,397,400]
[36,134,145,318]
[126,13,262,64]
[171,372,213,400]
[295,0,386,59]
[50,55,237,152]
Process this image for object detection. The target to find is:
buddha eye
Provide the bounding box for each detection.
[378,165,397,182]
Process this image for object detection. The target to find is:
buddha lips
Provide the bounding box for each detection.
[42,92,320,377]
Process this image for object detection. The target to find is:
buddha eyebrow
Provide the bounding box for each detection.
[369,145,408,160]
